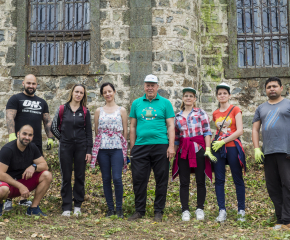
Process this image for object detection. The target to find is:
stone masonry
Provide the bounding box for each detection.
[0,0,288,150]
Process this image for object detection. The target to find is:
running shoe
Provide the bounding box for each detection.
[19,199,32,207]
[216,209,227,222]
[195,208,205,221]
[182,210,191,221]
[26,206,47,216]
[4,199,13,211]
[237,210,246,222]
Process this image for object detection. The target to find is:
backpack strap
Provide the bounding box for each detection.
[58,105,65,131]
[82,106,87,126]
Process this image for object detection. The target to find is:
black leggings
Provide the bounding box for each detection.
[178,148,206,212]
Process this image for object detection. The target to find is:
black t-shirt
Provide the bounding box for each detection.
[6,93,49,146]
[0,140,42,180]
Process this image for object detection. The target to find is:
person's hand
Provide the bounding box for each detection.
[22,165,35,180]
[9,133,17,142]
[167,145,175,160]
[19,185,30,199]
[204,147,217,163]
[85,154,92,164]
[212,140,225,152]
[255,148,264,164]
[47,138,54,150]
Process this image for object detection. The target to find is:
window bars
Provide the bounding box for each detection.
[237,0,289,68]
[27,0,90,66]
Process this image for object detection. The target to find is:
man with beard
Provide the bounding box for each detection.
[0,125,52,216]
[252,77,290,230]
[5,74,54,211]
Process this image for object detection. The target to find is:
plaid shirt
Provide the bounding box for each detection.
[175,108,212,152]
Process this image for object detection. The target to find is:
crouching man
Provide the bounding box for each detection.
[0,124,52,216]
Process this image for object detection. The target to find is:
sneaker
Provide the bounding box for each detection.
[216,209,227,222]
[0,203,3,216]
[105,209,115,218]
[26,206,47,216]
[128,212,143,221]
[19,199,32,207]
[237,210,246,222]
[153,212,163,222]
[4,199,13,211]
[116,210,124,219]
[273,224,282,230]
[61,211,71,217]
[195,208,205,221]
[181,210,191,221]
[74,207,81,217]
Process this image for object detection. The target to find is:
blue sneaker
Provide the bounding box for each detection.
[0,203,3,216]
[26,206,47,216]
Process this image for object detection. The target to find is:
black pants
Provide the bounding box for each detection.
[265,153,290,224]
[59,142,87,211]
[131,144,169,215]
[179,148,206,212]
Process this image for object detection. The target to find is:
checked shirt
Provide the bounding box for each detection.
[175,108,212,152]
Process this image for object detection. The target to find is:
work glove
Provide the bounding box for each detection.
[255,148,264,164]
[204,147,217,163]
[9,133,17,142]
[212,140,225,152]
[47,138,54,150]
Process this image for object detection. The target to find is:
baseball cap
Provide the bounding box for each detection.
[144,74,158,83]
[216,82,230,93]
[182,87,196,94]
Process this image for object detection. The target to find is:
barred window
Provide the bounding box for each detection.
[237,0,289,68]
[28,0,90,66]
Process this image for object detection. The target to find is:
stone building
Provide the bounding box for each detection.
[0,0,289,148]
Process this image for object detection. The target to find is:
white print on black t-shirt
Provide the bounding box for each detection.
[21,100,42,115]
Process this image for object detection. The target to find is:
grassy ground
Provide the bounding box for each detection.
[0,151,289,240]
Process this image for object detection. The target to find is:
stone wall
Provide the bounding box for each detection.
[152,0,201,113]
[0,0,131,147]
[199,0,290,146]
[0,0,286,149]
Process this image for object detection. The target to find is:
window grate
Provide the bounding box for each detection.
[237,0,289,68]
[27,0,90,66]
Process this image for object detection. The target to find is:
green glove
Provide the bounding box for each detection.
[204,147,217,163]
[212,140,226,152]
[47,138,54,150]
[255,148,264,164]
[9,133,17,142]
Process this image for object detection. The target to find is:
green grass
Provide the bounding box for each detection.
[0,152,289,239]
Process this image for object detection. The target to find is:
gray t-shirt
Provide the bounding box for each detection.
[252,98,290,155]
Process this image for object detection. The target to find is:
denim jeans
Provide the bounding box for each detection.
[213,147,245,211]
[97,149,124,211]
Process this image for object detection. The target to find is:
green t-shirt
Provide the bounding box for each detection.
[130,93,175,145]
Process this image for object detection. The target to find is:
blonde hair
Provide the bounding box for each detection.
[67,84,87,107]
[180,91,197,110]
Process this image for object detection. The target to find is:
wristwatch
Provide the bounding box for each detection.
[32,164,37,171]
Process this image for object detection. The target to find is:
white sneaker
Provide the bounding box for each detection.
[216,209,227,222]
[74,207,81,217]
[4,199,13,211]
[181,210,191,221]
[61,210,71,217]
[237,210,245,222]
[195,208,205,221]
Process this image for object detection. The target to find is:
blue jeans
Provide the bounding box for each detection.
[213,147,245,211]
[97,149,124,211]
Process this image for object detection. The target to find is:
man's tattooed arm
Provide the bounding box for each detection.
[43,113,54,138]
[6,109,17,134]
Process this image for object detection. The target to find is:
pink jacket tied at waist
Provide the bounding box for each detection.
[91,129,128,172]
[172,135,212,181]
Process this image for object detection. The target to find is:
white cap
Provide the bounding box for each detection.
[144,74,158,83]
[216,82,230,92]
